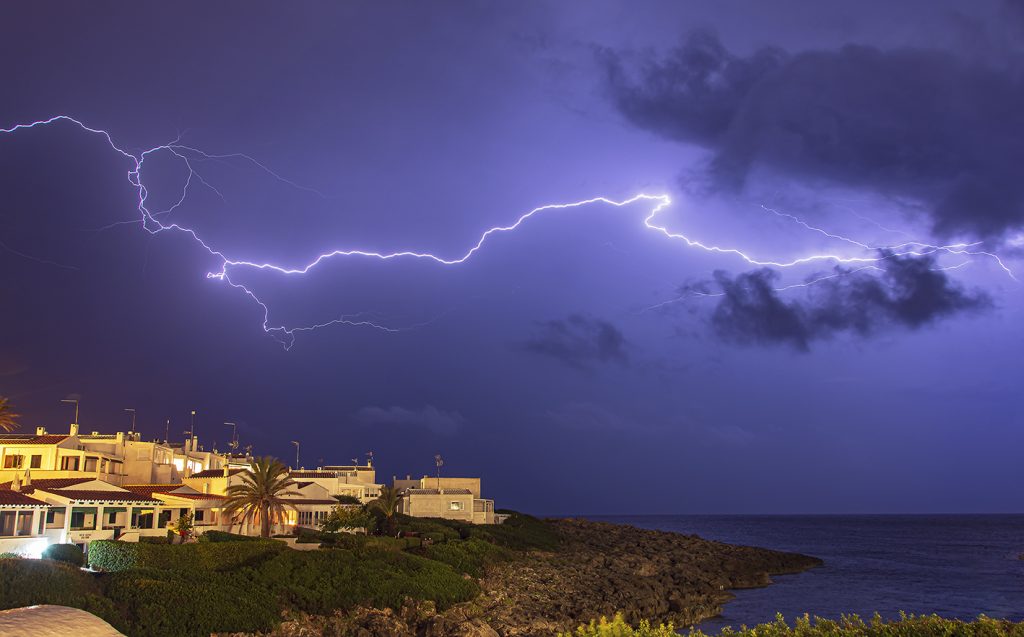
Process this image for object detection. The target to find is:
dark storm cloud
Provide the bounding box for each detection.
[522,314,628,368]
[699,252,991,350]
[603,30,1024,239]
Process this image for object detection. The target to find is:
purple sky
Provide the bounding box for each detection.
[1,1,1022,514]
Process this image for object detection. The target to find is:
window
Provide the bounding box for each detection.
[30,455,42,469]
[0,511,15,536]
[16,512,33,536]
[107,511,118,525]
[449,501,464,511]
[3,455,23,469]
[194,510,204,522]
[61,456,80,471]
[70,509,97,531]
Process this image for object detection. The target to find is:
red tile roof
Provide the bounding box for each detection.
[0,491,49,506]
[188,468,245,478]
[0,434,69,445]
[34,489,161,504]
[0,478,93,491]
[280,498,338,505]
[288,471,337,478]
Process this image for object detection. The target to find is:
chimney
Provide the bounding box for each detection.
[222,466,229,477]
[116,432,125,444]
[36,426,46,436]
[69,423,79,436]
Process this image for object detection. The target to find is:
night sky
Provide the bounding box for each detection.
[2,1,1022,514]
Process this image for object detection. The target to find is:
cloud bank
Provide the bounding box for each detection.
[603,30,1024,240]
[522,313,628,368]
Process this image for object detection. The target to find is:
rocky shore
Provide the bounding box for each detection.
[258,518,821,637]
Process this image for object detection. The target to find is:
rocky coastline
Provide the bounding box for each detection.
[258,518,822,637]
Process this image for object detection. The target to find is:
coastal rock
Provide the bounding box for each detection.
[241,519,821,637]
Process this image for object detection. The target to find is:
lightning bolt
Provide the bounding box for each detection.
[1,115,1015,349]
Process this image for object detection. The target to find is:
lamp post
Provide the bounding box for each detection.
[291,441,300,469]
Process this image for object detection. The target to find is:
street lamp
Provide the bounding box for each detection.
[291,441,300,469]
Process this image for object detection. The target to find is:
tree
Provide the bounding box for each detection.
[171,511,195,544]
[369,485,401,536]
[223,456,300,538]
[320,505,371,534]
[0,397,20,432]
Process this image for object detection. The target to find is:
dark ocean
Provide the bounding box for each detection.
[587,515,1024,630]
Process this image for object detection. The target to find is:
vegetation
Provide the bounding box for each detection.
[563,613,1024,637]
[368,485,401,536]
[5,510,555,636]
[0,396,19,432]
[169,511,194,543]
[88,538,285,572]
[320,504,372,533]
[223,456,300,538]
[42,542,85,566]
[0,557,119,625]
[334,494,362,505]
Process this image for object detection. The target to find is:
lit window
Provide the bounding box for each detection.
[449,501,464,511]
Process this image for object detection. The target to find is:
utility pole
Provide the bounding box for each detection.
[124,408,136,436]
[291,441,300,469]
[164,419,170,444]
[434,454,443,490]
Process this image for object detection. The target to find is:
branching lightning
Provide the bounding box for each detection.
[1,115,1015,349]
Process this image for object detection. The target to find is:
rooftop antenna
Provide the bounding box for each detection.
[291,440,300,469]
[365,450,374,467]
[434,454,443,490]
[224,422,238,450]
[164,418,170,444]
[60,398,79,426]
[124,408,136,436]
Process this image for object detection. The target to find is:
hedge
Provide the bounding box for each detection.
[88,538,284,572]
[0,557,121,627]
[197,530,262,543]
[43,543,85,566]
[104,569,278,637]
[233,547,478,615]
[422,537,512,577]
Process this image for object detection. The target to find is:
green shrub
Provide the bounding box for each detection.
[469,511,560,551]
[565,613,1024,637]
[89,539,284,572]
[104,569,278,636]
[138,535,169,544]
[422,537,512,577]
[393,515,462,543]
[198,530,262,542]
[42,543,85,566]
[334,494,362,505]
[0,558,122,628]
[234,547,478,615]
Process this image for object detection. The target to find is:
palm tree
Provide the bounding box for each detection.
[369,485,402,536]
[0,397,19,432]
[222,456,301,538]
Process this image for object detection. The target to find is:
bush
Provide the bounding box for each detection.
[89,539,284,572]
[198,530,262,542]
[104,569,278,636]
[234,547,478,615]
[422,537,512,577]
[335,494,362,505]
[564,613,1024,637]
[469,511,560,551]
[139,535,169,544]
[0,558,121,628]
[43,543,85,566]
